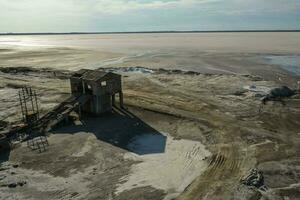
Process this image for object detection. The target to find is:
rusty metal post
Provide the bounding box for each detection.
[29,88,35,112]
[22,87,28,117]
[34,91,40,119]
[78,104,82,119]
[19,91,25,122]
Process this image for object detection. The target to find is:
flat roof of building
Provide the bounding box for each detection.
[72,69,120,82]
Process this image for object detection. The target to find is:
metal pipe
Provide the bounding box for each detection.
[30,88,35,112]
[119,92,124,108]
[19,91,25,121]
[22,88,28,118]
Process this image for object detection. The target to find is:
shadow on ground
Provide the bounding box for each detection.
[53,107,167,155]
[0,148,9,165]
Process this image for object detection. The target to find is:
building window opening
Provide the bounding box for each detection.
[101,81,107,87]
[86,84,93,94]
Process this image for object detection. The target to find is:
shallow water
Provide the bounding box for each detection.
[264,55,300,75]
[1,33,300,77]
[127,133,167,155]
[1,33,300,54]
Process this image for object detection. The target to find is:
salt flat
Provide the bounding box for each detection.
[0,33,300,77]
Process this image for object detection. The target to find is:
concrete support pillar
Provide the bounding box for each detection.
[96,96,99,114]
[78,105,82,119]
[112,94,116,106]
[82,80,86,94]
[119,92,124,108]
[64,116,69,124]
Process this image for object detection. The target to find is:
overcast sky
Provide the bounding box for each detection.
[0,0,300,33]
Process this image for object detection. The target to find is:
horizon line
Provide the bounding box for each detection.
[1,29,300,36]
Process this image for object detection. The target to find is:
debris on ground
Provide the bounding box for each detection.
[0,175,6,181]
[2,181,27,188]
[0,120,8,131]
[262,86,296,104]
[241,168,266,190]
[233,184,262,200]
[243,85,271,97]
[12,164,19,168]
[0,166,9,171]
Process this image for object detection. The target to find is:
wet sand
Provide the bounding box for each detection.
[1,32,300,77]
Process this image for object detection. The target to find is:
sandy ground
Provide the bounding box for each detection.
[117,135,210,200]
[0,33,300,199]
[0,65,299,200]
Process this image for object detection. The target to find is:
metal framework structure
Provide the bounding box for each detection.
[27,135,49,153]
[18,87,49,152]
[18,86,40,125]
[11,70,124,153]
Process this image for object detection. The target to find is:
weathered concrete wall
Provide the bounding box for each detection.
[70,70,122,115]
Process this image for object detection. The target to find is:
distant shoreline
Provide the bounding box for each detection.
[1,30,300,36]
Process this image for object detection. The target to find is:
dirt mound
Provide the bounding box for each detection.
[269,86,295,98]
[0,67,70,79]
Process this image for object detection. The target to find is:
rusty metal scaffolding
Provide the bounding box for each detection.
[18,86,40,125]
[18,87,49,152]
[27,135,49,153]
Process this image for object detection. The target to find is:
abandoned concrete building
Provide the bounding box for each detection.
[70,69,124,115]
[0,69,124,152]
